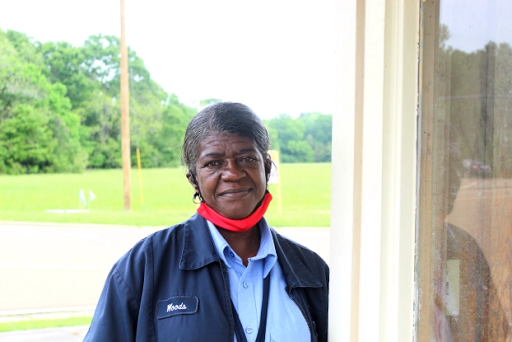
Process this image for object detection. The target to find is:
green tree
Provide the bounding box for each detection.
[286,140,314,162]
[39,41,95,108]
[46,82,88,172]
[0,30,87,173]
[0,104,55,174]
[298,112,332,162]
[1,29,198,173]
[266,113,331,163]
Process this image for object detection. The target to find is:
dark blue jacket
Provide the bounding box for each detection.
[84,214,329,342]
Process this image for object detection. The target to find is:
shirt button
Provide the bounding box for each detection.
[229,252,235,257]
[245,327,253,334]
[243,282,249,288]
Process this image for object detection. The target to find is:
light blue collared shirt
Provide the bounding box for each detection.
[207,218,310,342]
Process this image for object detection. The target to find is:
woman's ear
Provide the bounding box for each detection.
[186,172,199,189]
[264,158,272,182]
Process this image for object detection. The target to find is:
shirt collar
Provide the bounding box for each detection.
[207,217,277,277]
[179,213,323,290]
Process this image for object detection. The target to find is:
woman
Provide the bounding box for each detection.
[84,102,329,342]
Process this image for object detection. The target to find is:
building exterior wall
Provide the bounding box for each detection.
[330,0,512,341]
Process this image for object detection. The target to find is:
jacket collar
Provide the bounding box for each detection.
[179,213,220,270]
[179,213,322,290]
[271,229,323,290]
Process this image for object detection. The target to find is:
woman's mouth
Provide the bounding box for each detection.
[218,188,251,198]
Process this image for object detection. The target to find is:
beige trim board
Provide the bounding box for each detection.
[330,0,419,341]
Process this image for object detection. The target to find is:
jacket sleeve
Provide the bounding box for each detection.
[83,266,141,342]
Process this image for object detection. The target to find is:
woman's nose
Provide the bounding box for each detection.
[221,159,244,179]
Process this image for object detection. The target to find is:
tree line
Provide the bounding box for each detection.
[265,113,331,163]
[435,25,512,178]
[0,29,332,174]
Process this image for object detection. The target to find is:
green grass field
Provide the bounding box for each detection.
[0,316,92,333]
[0,163,331,227]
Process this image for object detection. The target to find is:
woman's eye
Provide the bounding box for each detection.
[205,161,221,167]
[241,157,257,162]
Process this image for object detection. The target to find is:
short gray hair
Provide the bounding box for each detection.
[181,102,271,175]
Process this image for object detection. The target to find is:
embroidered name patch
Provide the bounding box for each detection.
[157,296,199,319]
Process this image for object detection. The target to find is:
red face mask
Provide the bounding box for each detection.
[197,192,273,232]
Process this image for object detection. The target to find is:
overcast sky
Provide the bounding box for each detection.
[3,1,509,120]
[0,0,338,120]
[441,0,512,52]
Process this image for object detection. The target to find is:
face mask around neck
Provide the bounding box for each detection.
[197,192,273,232]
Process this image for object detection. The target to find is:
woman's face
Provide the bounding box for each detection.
[188,133,268,220]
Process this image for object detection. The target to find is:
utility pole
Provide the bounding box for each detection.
[120,0,131,210]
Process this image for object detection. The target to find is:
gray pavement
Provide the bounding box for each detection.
[0,221,330,341]
[0,222,164,311]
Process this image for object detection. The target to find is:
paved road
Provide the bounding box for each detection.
[0,222,330,312]
[0,222,164,312]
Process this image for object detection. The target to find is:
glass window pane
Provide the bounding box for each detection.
[417,1,512,341]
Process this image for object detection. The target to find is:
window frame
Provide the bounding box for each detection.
[329,0,420,341]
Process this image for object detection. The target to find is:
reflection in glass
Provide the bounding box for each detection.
[417,0,512,341]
